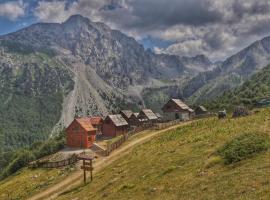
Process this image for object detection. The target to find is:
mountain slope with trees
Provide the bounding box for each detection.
[207,64,270,110]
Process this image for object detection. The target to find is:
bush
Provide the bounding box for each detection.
[4,150,35,175]
[218,133,270,164]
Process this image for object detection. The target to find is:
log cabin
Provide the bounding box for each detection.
[102,114,129,137]
[162,99,194,121]
[66,118,97,149]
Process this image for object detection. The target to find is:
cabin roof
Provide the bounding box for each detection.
[75,118,96,132]
[107,114,129,127]
[120,110,133,119]
[155,113,162,118]
[90,117,103,125]
[197,106,207,112]
[166,99,194,112]
[140,109,158,120]
[134,113,139,117]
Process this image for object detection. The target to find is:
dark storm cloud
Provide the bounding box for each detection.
[124,0,223,29]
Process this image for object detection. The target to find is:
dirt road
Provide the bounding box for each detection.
[28,121,192,200]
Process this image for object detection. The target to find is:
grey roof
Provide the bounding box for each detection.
[155,113,162,118]
[108,114,129,127]
[134,113,139,117]
[198,106,207,112]
[120,110,133,119]
[171,99,194,112]
[140,109,158,120]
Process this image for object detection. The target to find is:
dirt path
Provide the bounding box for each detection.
[28,121,192,200]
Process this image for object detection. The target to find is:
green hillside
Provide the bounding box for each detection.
[56,109,270,200]
[206,64,270,110]
[0,52,74,171]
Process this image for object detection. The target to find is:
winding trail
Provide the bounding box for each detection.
[28,121,192,200]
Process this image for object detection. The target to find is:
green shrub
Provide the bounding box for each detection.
[218,133,270,164]
[4,150,35,175]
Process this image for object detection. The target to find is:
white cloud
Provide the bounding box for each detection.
[0,0,25,21]
[34,0,105,23]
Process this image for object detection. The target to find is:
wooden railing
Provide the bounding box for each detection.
[29,154,78,168]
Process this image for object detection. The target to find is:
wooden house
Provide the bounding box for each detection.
[102,114,129,137]
[162,99,194,121]
[137,109,158,124]
[195,106,208,115]
[129,113,141,126]
[66,118,97,149]
[119,110,141,126]
[119,110,133,124]
[90,117,103,135]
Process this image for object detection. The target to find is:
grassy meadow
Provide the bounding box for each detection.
[57,109,270,200]
[0,166,75,200]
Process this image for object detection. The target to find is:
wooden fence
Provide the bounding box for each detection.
[152,120,182,130]
[29,154,78,168]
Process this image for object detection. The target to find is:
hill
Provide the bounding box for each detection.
[54,109,270,200]
[206,64,270,110]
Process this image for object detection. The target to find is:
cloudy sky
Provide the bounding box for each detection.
[1,0,270,61]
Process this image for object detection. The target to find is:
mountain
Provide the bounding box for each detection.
[206,64,270,110]
[183,36,270,103]
[0,15,213,152]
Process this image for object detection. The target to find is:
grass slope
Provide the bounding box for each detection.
[58,109,270,200]
[0,167,75,200]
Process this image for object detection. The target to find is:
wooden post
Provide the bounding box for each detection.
[78,154,94,183]
[90,159,93,181]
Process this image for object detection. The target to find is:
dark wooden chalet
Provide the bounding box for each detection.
[195,106,208,115]
[119,110,133,123]
[66,118,97,149]
[128,113,141,126]
[137,109,158,124]
[102,114,129,137]
[162,99,194,121]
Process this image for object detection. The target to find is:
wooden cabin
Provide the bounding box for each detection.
[195,106,208,115]
[66,118,97,149]
[162,99,194,121]
[102,114,129,137]
[90,117,103,135]
[129,113,141,126]
[119,110,133,124]
[137,109,158,124]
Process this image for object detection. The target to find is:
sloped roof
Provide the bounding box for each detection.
[75,118,96,132]
[140,109,158,120]
[155,113,162,118]
[134,113,139,117]
[120,110,133,119]
[108,114,129,127]
[198,106,207,112]
[169,99,194,112]
[90,117,103,125]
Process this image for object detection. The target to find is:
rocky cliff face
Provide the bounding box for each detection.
[0,15,213,149]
